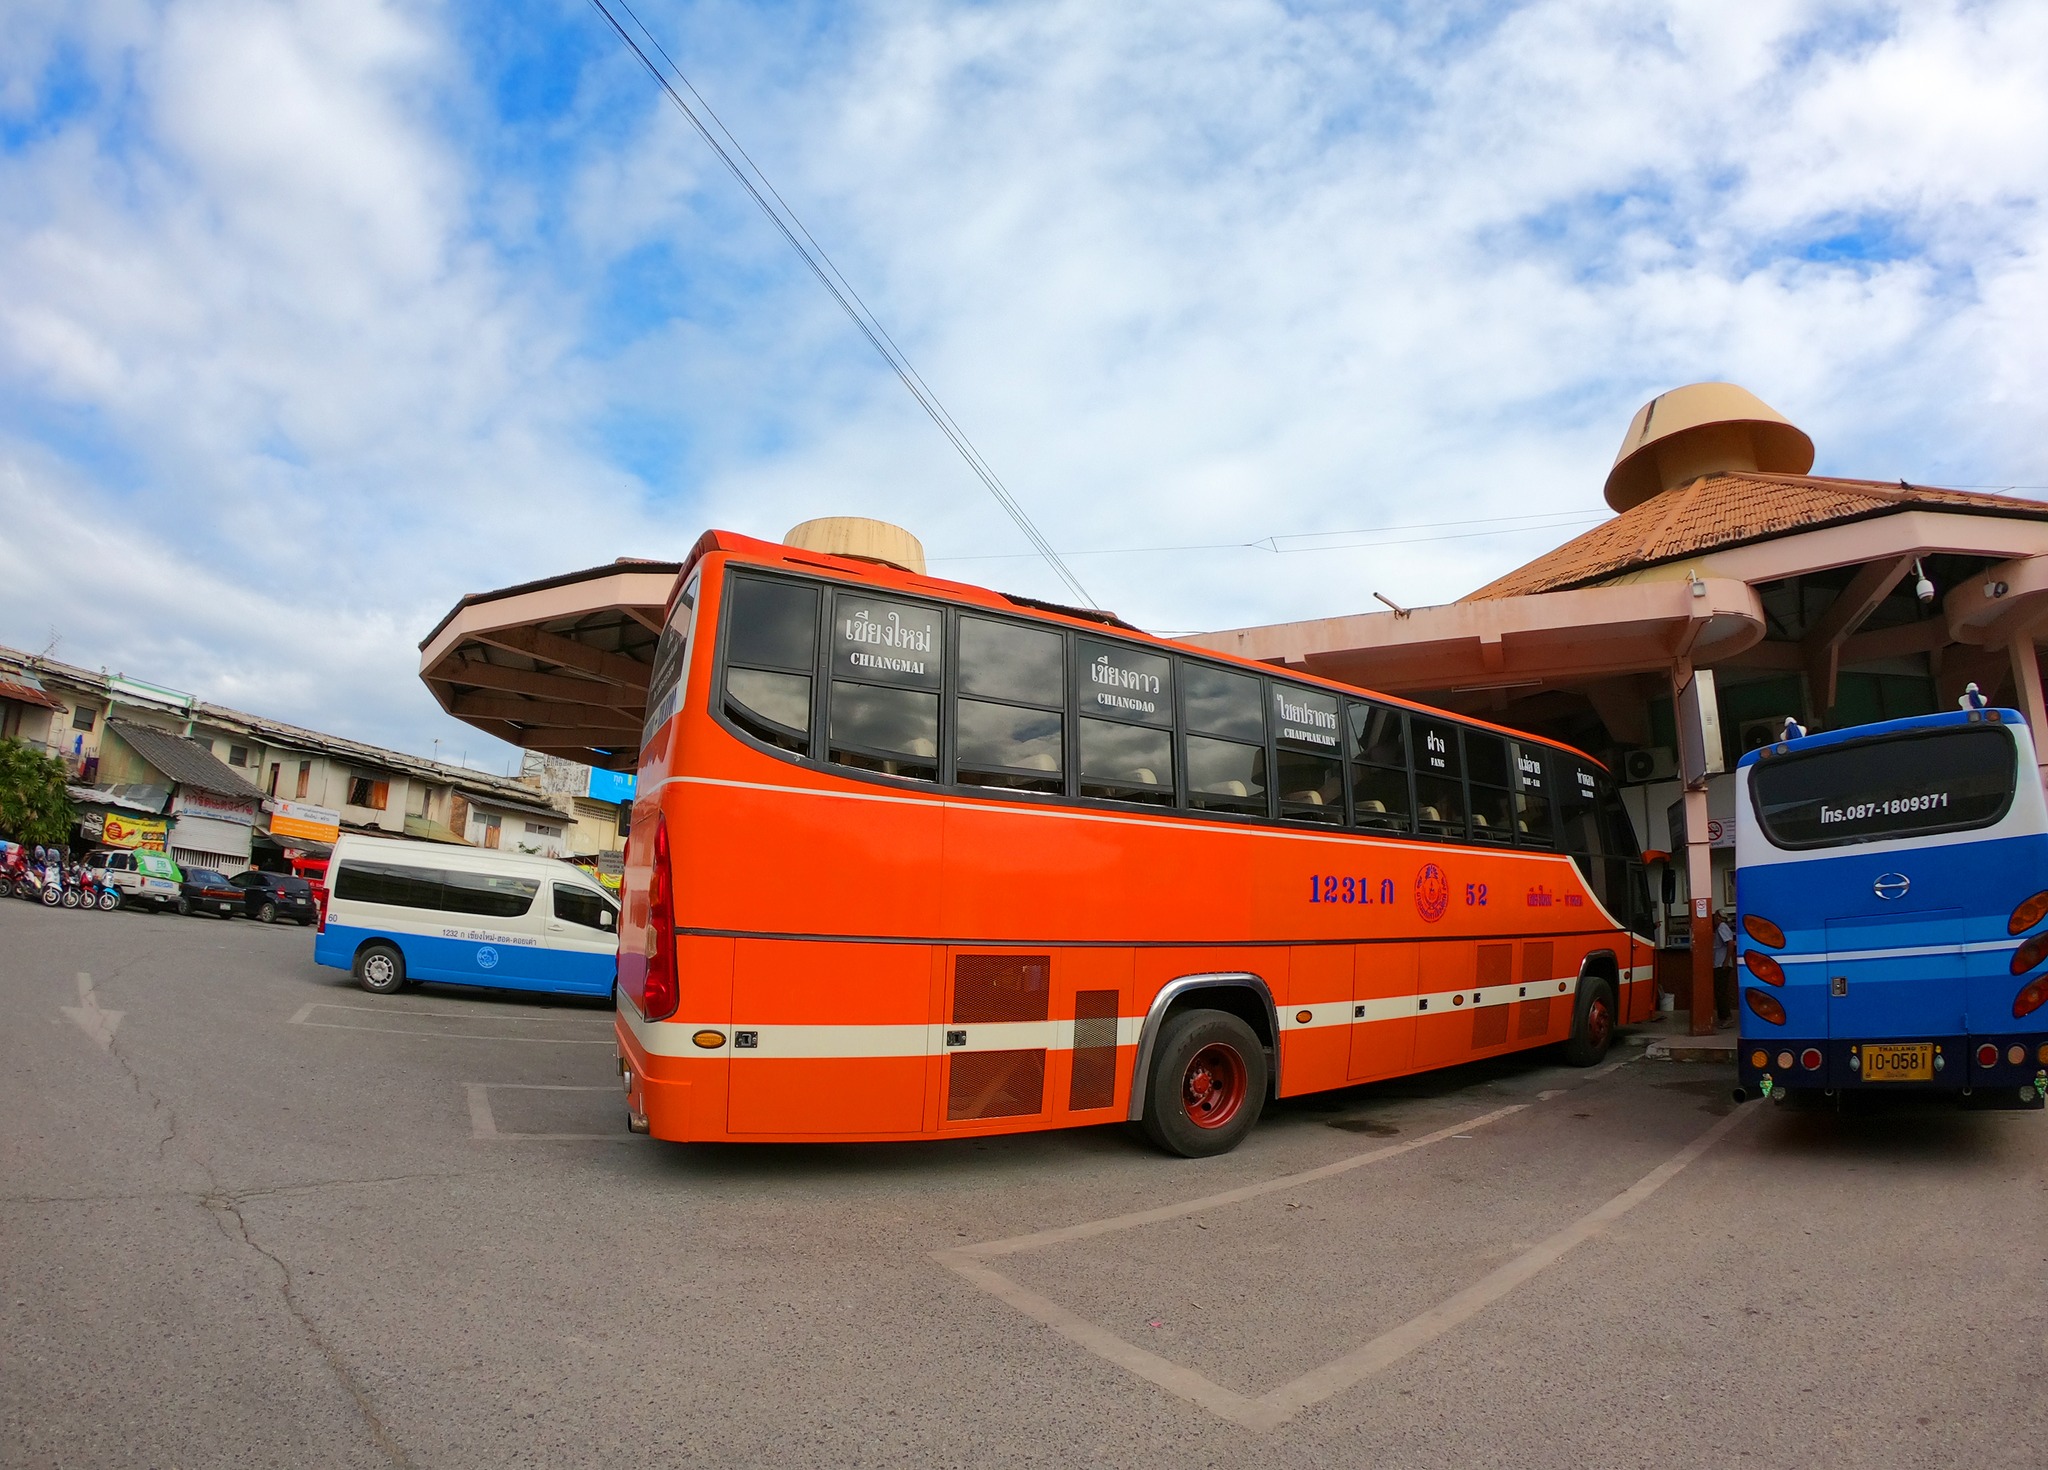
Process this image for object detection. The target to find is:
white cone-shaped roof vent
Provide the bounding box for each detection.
[783,517,926,575]
[1604,382,1815,513]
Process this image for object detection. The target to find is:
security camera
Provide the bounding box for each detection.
[1913,559,1935,607]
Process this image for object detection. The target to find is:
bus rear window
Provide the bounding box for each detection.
[1749,725,2017,849]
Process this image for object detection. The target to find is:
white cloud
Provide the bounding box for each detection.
[2,0,2045,756]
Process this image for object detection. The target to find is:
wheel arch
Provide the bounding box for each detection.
[1127,972,1279,1122]
[1578,948,1621,1001]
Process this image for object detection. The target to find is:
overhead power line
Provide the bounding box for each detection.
[928,508,1610,564]
[585,0,1099,609]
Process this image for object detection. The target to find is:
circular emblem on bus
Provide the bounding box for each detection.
[1873,872,1910,901]
[1414,863,1450,923]
[476,945,499,970]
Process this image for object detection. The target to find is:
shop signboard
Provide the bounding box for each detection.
[266,798,341,845]
[174,789,258,826]
[103,813,169,851]
[585,767,637,804]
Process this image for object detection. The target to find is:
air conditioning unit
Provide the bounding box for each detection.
[1738,717,1793,756]
[1622,747,1678,783]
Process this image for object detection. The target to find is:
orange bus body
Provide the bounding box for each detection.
[615,533,1654,1146]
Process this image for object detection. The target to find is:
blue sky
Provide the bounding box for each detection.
[2,0,2045,765]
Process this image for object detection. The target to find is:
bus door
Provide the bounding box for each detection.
[1823,908,1967,1043]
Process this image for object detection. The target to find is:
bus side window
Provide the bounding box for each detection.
[1411,717,1467,839]
[723,575,819,755]
[642,571,700,744]
[955,617,1065,795]
[1348,701,1413,834]
[1465,732,1515,845]
[827,594,944,782]
[1511,742,1552,847]
[1076,639,1175,806]
[1554,753,1603,890]
[1181,662,1264,815]
[1271,682,1342,825]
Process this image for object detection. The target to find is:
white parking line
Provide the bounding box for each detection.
[937,1079,1752,1432]
[464,1084,630,1141]
[286,1001,615,1045]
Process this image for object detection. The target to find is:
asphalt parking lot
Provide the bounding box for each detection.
[5,898,2046,1469]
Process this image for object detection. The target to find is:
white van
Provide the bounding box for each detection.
[314,834,618,997]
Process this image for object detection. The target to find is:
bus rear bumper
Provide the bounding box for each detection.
[1737,1033,2048,1105]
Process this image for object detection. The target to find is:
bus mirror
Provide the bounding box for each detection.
[1660,868,1677,906]
[602,910,615,928]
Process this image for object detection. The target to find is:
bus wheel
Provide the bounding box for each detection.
[1564,977,1617,1066]
[1142,1009,1268,1158]
[354,943,406,995]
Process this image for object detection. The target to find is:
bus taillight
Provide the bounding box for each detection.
[1744,951,1785,986]
[2014,975,2048,1020]
[1745,988,1786,1025]
[2011,891,2048,935]
[2010,933,2048,976]
[1742,914,1786,948]
[1800,1048,1822,1070]
[641,817,680,1022]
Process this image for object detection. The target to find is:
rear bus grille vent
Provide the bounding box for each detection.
[1068,990,1119,1111]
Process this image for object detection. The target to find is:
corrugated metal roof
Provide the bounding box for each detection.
[107,720,265,800]
[1464,473,2048,601]
[0,677,64,711]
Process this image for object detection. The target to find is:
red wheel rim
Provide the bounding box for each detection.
[1586,997,1613,1050]
[1181,1042,1248,1130]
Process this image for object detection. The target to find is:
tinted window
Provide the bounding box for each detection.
[331,861,538,918]
[727,576,818,671]
[1276,747,1343,824]
[1413,719,1464,836]
[1350,703,1406,768]
[1465,732,1513,844]
[1749,725,2017,850]
[1078,639,1172,727]
[956,701,1063,793]
[230,872,256,888]
[1271,684,1340,752]
[1348,703,1411,834]
[726,668,811,752]
[829,685,939,781]
[833,596,942,688]
[553,884,616,930]
[1183,664,1262,740]
[1078,720,1173,805]
[643,572,700,744]
[959,618,1063,705]
[440,869,540,918]
[1555,756,1604,856]
[187,869,226,887]
[1187,735,1267,815]
[1512,743,1553,847]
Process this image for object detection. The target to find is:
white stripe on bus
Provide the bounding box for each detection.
[1775,939,2016,965]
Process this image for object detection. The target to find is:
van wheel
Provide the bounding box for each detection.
[1140,1008,1268,1158]
[1564,977,1617,1066]
[355,943,406,995]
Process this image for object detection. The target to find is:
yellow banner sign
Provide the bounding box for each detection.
[102,813,169,851]
[266,798,341,844]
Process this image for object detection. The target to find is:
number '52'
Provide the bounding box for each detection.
[1465,882,1488,906]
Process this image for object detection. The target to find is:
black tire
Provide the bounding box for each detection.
[257,901,277,924]
[354,943,406,995]
[1140,1008,1268,1158]
[175,896,191,917]
[1564,976,1618,1066]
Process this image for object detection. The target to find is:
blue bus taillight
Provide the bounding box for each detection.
[2010,891,2048,935]
[2014,975,2048,1020]
[1744,951,1786,986]
[2010,933,2048,976]
[1746,988,1786,1025]
[1743,914,1786,948]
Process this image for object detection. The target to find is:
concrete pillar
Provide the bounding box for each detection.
[1683,784,1715,1035]
[2008,635,2048,791]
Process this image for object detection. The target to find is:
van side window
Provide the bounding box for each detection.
[553,884,616,930]
[724,576,819,754]
[332,861,538,918]
[1411,718,1466,838]
[1181,663,1263,815]
[826,594,943,782]
[1076,639,1174,806]
[1347,702,1412,833]
[1271,683,1342,825]
[954,617,1064,794]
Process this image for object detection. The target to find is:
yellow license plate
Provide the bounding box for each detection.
[1862,1043,1933,1082]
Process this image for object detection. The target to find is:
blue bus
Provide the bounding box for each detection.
[1734,706,2048,1108]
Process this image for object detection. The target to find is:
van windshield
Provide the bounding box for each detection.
[1749,724,2017,849]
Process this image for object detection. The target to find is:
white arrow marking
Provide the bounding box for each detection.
[61,971,124,1051]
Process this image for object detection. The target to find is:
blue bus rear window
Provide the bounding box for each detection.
[1749,726,2016,849]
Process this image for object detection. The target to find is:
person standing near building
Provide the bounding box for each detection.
[1712,909,1736,1028]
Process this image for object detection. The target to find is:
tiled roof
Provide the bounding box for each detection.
[107,720,265,801]
[1463,474,2048,601]
[0,677,63,710]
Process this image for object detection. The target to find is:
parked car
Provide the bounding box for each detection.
[85,849,185,911]
[175,868,244,919]
[231,870,319,925]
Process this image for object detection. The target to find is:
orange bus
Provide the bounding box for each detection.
[616,531,1656,1155]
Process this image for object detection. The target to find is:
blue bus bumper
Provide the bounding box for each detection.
[1737,1033,2048,1106]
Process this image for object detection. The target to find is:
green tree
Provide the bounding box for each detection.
[0,737,75,847]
